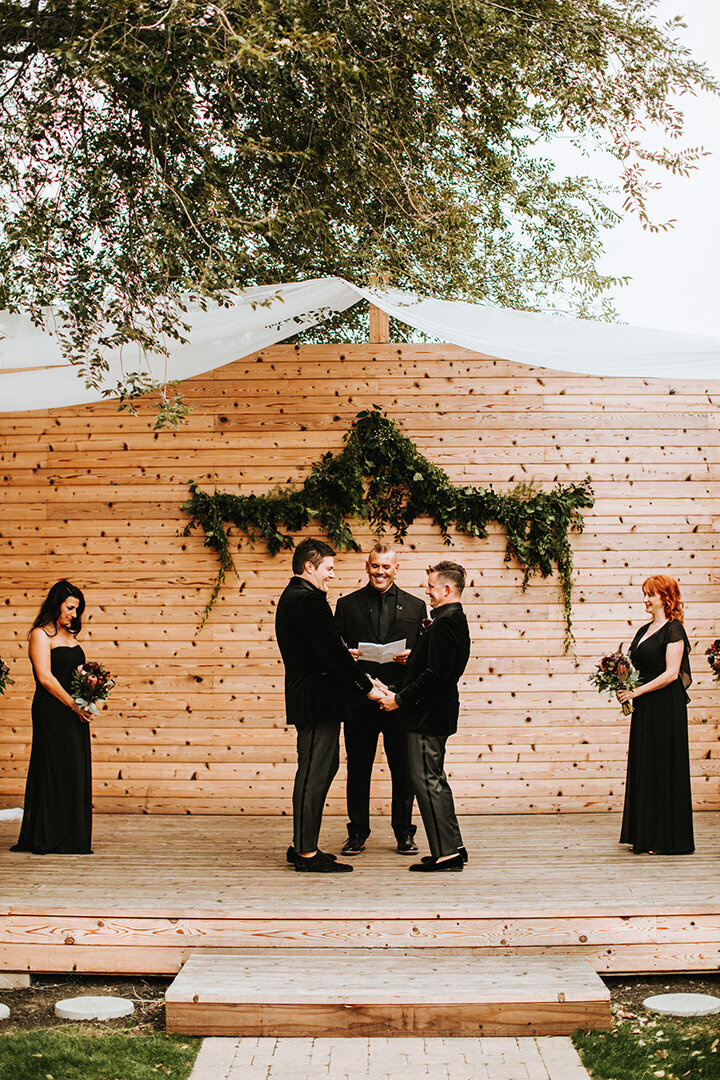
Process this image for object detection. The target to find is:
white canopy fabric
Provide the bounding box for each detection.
[1,276,719,412]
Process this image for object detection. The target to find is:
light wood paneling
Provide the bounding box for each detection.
[0,343,718,814]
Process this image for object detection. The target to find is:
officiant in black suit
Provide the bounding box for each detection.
[334,544,427,856]
[275,538,383,873]
[377,561,471,873]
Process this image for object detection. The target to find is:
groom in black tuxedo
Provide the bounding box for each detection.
[377,561,471,872]
[334,544,427,855]
[275,538,383,873]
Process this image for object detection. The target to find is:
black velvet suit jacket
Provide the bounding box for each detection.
[275,576,373,729]
[334,585,427,716]
[396,602,471,737]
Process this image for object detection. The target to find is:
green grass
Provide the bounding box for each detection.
[574,1016,720,1079]
[0,1029,201,1080]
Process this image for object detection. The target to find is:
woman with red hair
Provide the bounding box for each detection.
[616,575,694,855]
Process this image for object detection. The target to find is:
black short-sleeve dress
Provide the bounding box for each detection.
[619,619,694,855]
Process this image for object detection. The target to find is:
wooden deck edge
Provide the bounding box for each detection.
[5,904,720,918]
[3,941,720,976]
[164,1000,613,1037]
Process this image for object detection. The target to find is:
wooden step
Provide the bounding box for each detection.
[165,949,612,1037]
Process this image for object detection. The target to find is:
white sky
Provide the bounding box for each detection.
[570,0,720,336]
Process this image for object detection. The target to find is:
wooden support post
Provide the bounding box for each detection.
[368,273,390,343]
[369,302,390,344]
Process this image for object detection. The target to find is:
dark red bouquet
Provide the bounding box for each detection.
[0,657,13,696]
[706,640,720,683]
[589,645,640,716]
[71,661,114,713]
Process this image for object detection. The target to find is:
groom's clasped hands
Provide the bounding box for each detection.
[367,678,399,711]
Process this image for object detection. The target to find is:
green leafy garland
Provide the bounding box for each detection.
[182,407,594,647]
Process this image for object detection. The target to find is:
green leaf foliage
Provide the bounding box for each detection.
[182,407,594,646]
[0,1,715,422]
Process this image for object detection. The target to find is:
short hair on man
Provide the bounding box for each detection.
[368,542,397,559]
[428,560,466,594]
[293,537,336,575]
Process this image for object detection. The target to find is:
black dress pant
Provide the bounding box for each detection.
[407,731,463,858]
[344,711,414,840]
[292,718,340,852]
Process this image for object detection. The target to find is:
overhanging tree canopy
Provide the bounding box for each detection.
[0,0,714,418]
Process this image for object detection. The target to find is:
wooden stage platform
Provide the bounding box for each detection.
[2,813,719,977]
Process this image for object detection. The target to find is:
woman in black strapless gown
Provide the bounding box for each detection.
[616,574,694,855]
[12,580,93,855]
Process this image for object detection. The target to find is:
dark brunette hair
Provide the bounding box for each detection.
[428,560,467,594]
[30,580,85,636]
[292,538,336,575]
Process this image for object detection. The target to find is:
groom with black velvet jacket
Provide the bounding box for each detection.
[334,544,427,856]
[377,561,471,872]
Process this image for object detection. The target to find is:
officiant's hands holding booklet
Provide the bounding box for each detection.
[349,638,408,665]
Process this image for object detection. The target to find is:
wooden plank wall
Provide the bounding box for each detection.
[0,342,718,815]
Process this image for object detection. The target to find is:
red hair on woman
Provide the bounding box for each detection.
[642,575,684,624]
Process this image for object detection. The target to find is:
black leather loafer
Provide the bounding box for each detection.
[421,845,468,864]
[286,846,336,864]
[409,853,464,872]
[294,852,353,873]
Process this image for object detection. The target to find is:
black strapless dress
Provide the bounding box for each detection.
[11,644,93,854]
[619,619,694,855]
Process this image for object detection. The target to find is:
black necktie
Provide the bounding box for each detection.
[376,591,393,641]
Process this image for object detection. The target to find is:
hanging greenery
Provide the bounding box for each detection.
[182,407,594,647]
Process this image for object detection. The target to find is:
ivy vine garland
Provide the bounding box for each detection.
[182,407,594,648]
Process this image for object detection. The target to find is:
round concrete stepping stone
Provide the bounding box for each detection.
[55,995,135,1021]
[643,993,720,1017]
[0,1003,9,1020]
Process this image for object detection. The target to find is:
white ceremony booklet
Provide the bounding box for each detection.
[357,638,407,664]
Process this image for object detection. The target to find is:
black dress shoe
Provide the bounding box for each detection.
[395,833,419,855]
[410,852,464,872]
[286,845,336,864]
[341,833,366,855]
[294,852,353,873]
[421,845,468,864]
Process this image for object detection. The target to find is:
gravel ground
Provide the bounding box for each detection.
[608,972,720,1021]
[0,975,171,1033]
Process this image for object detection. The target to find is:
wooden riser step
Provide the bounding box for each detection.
[165,949,612,1037]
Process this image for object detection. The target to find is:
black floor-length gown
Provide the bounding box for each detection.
[620,619,694,854]
[11,644,93,854]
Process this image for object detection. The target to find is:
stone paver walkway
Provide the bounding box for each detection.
[188,1036,591,1080]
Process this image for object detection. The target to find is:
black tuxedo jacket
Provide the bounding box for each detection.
[334,585,427,712]
[275,576,373,729]
[396,602,470,737]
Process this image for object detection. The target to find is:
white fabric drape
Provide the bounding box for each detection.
[1,276,719,412]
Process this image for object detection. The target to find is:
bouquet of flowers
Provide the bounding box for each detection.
[589,645,641,716]
[71,661,114,713]
[706,640,720,683]
[0,657,13,696]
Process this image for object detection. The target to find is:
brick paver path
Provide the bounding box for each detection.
[188,1036,591,1079]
